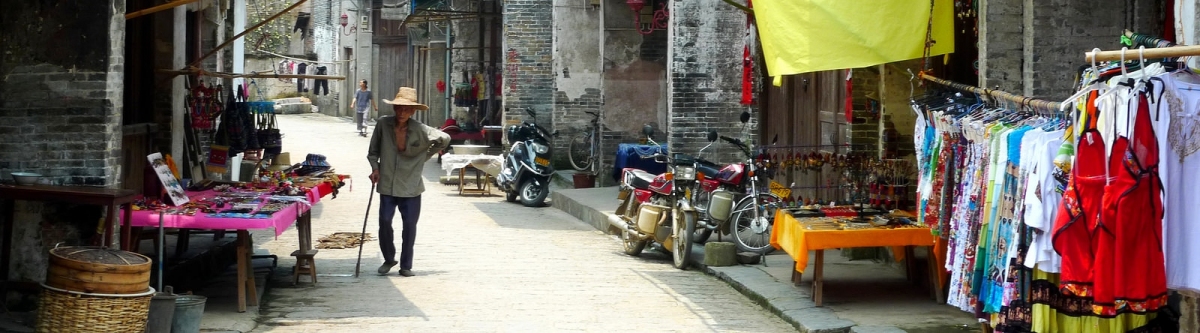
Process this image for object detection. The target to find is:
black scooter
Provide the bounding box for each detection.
[496,108,554,207]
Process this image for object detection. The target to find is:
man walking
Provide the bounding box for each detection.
[367,87,450,277]
[351,80,377,136]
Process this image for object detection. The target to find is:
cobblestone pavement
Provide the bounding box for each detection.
[246,113,795,332]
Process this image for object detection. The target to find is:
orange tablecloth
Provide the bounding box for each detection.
[770,212,937,273]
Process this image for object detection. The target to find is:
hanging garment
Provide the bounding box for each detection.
[1023,130,1065,273]
[1051,126,1105,302]
[314,66,329,95]
[1094,92,1168,316]
[1159,73,1200,292]
[297,63,309,93]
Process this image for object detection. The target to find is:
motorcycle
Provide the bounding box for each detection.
[689,112,782,255]
[609,125,697,270]
[496,108,554,207]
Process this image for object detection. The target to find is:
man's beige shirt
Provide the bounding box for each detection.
[367,116,451,197]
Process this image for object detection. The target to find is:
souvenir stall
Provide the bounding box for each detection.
[903,35,1200,331]
[122,152,347,313]
[767,148,931,306]
[126,73,349,313]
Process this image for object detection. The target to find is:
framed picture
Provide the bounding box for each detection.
[148,153,190,206]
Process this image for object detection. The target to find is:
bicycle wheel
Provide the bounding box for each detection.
[568,134,593,171]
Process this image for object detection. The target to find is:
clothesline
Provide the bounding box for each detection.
[918,73,1063,114]
[159,68,346,80]
[257,49,350,64]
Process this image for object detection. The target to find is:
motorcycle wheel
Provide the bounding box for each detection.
[622,228,647,256]
[672,210,695,270]
[730,193,781,255]
[519,178,549,207]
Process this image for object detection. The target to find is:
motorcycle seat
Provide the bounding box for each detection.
[695,159,721,177]
[624,168,657,190]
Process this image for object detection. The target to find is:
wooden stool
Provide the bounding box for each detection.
[291,249,318,285]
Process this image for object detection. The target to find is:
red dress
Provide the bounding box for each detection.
[1094,94,1168,316]
[1052,94,1106,300]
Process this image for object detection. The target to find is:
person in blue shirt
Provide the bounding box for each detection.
[351,80,378,137]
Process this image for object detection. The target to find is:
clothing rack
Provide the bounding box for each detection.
[918,73,1063,114]
[1085,44,1200,62]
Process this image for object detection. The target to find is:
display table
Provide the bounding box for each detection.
[769,212,939,306]
[122,187,323,312]
[441,154,502,196]
[0,185,138,294]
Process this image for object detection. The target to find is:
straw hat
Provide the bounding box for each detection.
[382,87,429,110]
[266,152,293,171]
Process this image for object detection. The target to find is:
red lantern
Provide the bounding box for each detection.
[339,13,349,28]
[627,0,645,12]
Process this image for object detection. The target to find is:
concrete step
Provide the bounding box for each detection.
[550,186,619,233]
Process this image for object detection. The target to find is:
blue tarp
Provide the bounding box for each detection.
[611,144,668,182]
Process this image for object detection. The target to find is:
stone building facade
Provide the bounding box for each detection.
[502,0,752,185]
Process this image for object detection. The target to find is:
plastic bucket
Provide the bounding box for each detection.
[146,292,177,333]
[573,173,596,188]
[171,295,207,333]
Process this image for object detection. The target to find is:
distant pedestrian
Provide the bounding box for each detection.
[351,80,377,137]
[367,86,450,277]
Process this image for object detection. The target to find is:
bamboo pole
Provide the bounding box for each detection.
[159,69,345,80]
[1085,44,1200,62]
[125,0,202,20]
[918,73,1063,113]
[185,0,309,70]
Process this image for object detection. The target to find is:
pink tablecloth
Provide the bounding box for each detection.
[122,187,322,237]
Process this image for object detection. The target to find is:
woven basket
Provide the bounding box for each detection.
[36,283,154,333]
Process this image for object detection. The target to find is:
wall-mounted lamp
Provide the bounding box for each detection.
[627,0,667,35]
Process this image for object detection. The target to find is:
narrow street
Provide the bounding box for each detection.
[246,113,795,332]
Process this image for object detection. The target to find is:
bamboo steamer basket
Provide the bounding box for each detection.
[46,246,152,294]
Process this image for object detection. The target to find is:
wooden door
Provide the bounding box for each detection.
[759,71,844,204]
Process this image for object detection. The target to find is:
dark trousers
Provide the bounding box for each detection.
[314,79,328,95]
[379,194,421,270]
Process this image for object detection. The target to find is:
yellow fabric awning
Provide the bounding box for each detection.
[753,0,955,81]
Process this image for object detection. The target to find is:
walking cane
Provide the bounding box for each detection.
[354,182,376,278]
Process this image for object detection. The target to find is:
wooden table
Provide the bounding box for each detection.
[0,185,137,293]
[458,165,492,196]
[122,189,320,312]
[769,213,941,306]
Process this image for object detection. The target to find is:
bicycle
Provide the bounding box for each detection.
[567,111,601,172]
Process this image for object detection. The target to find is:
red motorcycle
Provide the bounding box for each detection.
[689,119,781,254]
[610,126,697,270]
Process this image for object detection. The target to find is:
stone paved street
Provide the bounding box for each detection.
[245,113,795,332]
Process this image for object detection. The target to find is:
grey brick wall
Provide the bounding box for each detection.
[0,0,126,187]
[502,0,556,130]
[849,67,880,157]
[981,0,1164,98]
[0,0,126,304]
[668,0,754,165]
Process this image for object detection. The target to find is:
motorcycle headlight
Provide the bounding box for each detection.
[675,166,696,181]
[530,142,550,154]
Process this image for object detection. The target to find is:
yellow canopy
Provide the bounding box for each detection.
[753,0,955,83]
